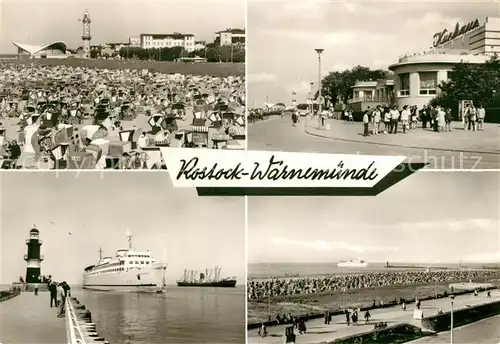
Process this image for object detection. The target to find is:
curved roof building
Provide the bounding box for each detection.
[387,16,498,109]
[12,41,68,59]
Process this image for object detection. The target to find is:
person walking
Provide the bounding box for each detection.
[372,106,381,135]
[56,282,66,318]
[362,111,370,136]
[477,104,485,130]
[298,318,307,335]
[469,104,477,131]
[34,282,39,296]
[400,105,410,134]
[389,106,400,134]
[292,111,298,127]
[437,106,446,132]
[49,281,57,308]
[445,108,452,131]
[364,310,371,324]
[345,309,350,326]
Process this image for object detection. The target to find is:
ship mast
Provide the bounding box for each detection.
[98,246,103,261]
[126,229,133,250]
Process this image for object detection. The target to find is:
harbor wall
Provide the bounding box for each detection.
[0,288,21,302]
[326,323,423,344]
[421,299,500,332]
[247,286,497,329]
[21,58,244,77]
[67,296,110,343]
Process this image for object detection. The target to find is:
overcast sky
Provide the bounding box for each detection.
[247,0,498,106]
[0,0,244,53]
[248,172,500,264]
[0,172,245,285]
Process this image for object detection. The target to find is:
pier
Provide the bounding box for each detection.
[0,291,109,344]
[248,289,500,344]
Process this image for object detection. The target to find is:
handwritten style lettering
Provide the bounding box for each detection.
[176,157,246,180]
[433,19,480,47]
[250,155,379,181]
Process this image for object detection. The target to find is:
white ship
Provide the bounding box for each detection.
[337,258,368,268]
[83,230,167,292]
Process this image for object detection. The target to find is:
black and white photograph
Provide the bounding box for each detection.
[0,0,246,170]
[247,172,500,343]
[0,172,245,343]
[247,1,500,169]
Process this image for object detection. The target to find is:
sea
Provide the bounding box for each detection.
[248,262,498,279]
[70,286,245,344]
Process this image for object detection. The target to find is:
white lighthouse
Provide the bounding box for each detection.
[81,9,91,59]
[24,225,44,284]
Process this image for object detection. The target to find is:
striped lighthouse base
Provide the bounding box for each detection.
[26,267,41,284]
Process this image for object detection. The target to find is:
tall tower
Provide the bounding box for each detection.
[24,225,43,283]
[81,9,91,59]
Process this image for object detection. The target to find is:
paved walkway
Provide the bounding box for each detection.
[306,117,500,154]
[408,315,500,343]
[0,291,66,343]
[248,116,500,169]
[248,289,500,344]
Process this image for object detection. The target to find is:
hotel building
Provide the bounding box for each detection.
[388,16,499,109]
[215,29,246,47]
[139,33,196,52]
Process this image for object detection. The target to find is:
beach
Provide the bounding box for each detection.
[247,263,500,324]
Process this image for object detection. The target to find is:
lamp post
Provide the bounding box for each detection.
[315,48,324,115]
[309,82,314,115]
[450,294,455,344]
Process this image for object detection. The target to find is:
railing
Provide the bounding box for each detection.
[65,297,87,344]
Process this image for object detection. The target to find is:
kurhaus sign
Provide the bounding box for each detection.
[433,19,481,47]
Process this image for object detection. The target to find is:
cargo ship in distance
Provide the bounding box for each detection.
[177,266,237,287]
[337,258,368,268]
[83,230,167,292]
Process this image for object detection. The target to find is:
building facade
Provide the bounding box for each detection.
[388,17,495,109]
[12,41,68,59]
[129,36,141,47]
[215,29,246,47]
[348,79,395,111]
[140,33,195,52]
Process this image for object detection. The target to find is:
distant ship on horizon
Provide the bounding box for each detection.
[176,266,237,288]
[337,258,368,268]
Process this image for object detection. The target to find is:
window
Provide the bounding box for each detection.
[419,72,437,95]
[398,73,410,97]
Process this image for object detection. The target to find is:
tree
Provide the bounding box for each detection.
[321,65,389,104]
[431,54,500,118]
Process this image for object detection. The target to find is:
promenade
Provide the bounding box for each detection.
[0,291,66,343]
[248,289,500,344]
[248,116,500,169]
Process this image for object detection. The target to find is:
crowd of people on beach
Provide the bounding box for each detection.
[247,269,500,301]
[0,62,245,169]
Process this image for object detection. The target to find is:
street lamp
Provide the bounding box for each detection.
[309,82,314,115]
[449,294,455,344]
[315,48,324,116]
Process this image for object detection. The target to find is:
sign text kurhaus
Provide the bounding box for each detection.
[433,19,480,48]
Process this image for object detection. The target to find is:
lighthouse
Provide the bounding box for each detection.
[81,9,91,59]
[24,225,43,283]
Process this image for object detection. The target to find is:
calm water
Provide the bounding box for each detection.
[72,286,245,344]
[248,262,496,279]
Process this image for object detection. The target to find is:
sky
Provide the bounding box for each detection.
[0,0,244,53]
[248,172,500,264]
[247,0,499,106]
[0,172,245,285]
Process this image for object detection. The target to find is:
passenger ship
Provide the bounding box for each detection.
[83,230,167,292]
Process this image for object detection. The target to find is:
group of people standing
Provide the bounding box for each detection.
[353,102,487,137]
